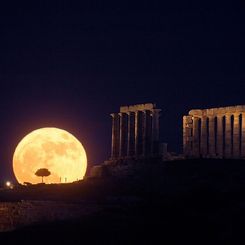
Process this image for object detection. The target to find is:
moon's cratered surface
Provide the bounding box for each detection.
[13,128,87,184]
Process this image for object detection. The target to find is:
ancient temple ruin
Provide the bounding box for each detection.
[183,105,245,159]
[110,103,161,160]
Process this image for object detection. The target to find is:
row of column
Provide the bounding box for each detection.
[111,109,161,159]
[184,113,245,158]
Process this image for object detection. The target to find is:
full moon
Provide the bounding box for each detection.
[13,128,87,184]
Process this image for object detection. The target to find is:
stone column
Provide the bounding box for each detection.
[183,116,193,156]
[216,115,224,158]
[192,117,200,157]
[200,117,207,157]
[119,112,128,158]
[241,113,245,158]
[151,109,161,156]
[208,117,216,157]
[225,114,232,158]
[110,113,120,159]
[233,113,240,158]
[127,112,135,157]
[134,111,139,156]
[135,111,144,157]
[142,110,152,157]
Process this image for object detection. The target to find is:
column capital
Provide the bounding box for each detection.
[224,113,233,117]
[233,113,242,117]
[125,111,132,115]
[152,109,161,113]
[118,112,127,117]
[150,109,161,117]
[141,109,150,113]
[192,116,201,120]
[110,113,119,118]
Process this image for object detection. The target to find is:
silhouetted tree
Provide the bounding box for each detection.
[35,168,51,183]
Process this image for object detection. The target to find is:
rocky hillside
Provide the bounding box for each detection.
[1,159,245,243]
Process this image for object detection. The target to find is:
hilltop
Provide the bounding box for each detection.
[1,159,245,244]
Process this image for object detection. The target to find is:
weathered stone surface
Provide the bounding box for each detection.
[192,117,200,157]
[225,114,232,158]
[110,103,162,160]
[200,117,207,156]
[134,111,142,156]
[183,116,193,156]
[119,113,128,157]
[242,112,245,157]
[111,113,120,159]
[143,110,152,157]
[127,111,135,157]
[216,116,224,157]
[233,114,240,158]
[189,105,245,117]
[209,117,216,157]
[183,105,245,159]
[120,103,155,113]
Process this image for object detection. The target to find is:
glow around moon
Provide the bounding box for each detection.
[13,128,87,184]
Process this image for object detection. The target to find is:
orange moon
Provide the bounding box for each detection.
[13,128,87,184]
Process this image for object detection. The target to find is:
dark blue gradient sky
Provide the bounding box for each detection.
[0,1,244,180]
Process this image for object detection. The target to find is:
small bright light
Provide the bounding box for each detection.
[5,181,13,189]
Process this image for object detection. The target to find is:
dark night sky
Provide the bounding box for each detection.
[0,1,244,180]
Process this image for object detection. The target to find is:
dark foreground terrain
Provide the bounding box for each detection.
[1,159,245,244]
